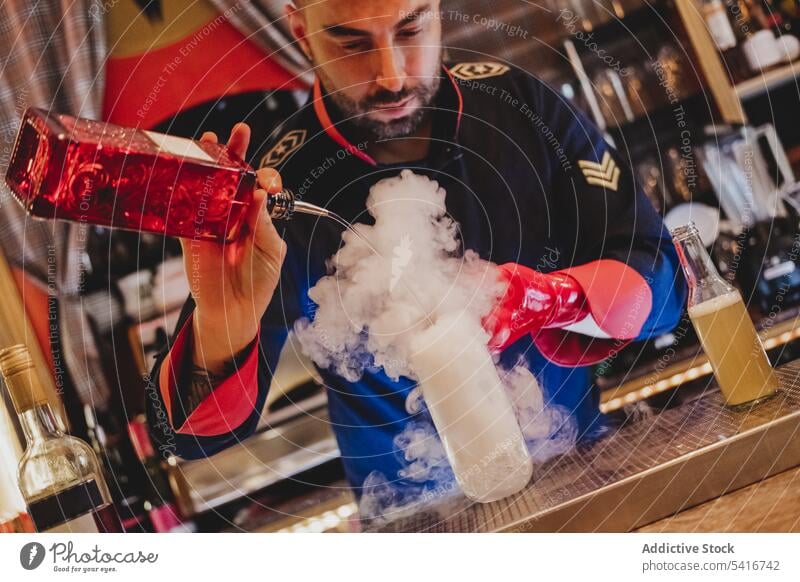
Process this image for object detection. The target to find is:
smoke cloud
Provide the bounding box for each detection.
[295,170,504,381]
[294,170,576,523]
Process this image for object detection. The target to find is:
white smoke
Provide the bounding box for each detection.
[500,361,578,462]
[623,401,654,424]
[294,170,503,382]
[293,170,577,523]
[358,392,466,527]
[358,365,577,527]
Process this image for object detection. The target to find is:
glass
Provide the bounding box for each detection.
[4,108,299,243]
[672,223,778,408]
[127,416,183,532]
[409,314,532,503]
[0,345,122,532]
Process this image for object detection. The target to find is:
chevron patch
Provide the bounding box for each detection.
[449,62,510,81]
[260,129,307,168]
[578,151,620,191]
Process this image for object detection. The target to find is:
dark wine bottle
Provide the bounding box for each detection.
[128,416,183,532]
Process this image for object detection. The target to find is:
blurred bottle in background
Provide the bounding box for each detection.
[0,400,34,533]
[0,345,123,532]
[84,405,154,532]
[128,416,186,533]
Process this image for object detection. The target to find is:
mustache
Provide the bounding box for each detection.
[363,87,416,108]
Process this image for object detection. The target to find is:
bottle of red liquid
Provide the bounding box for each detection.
[4,107,297,243]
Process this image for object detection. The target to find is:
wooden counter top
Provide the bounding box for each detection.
[636,464,800,533]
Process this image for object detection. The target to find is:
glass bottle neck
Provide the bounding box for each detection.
[673,231,726,290]
[19,404,62,443]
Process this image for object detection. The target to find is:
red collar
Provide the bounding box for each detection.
[312,64,463,168]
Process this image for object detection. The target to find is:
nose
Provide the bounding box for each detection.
[375,44,405,93]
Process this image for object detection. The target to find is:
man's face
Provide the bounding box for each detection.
[288,0,443,140]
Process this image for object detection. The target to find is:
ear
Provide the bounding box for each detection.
[286,3,313,62]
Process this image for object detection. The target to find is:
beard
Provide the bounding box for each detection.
[316,56,443,141]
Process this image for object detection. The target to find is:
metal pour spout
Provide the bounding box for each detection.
[265,189,331,220]
[264,187,436,327]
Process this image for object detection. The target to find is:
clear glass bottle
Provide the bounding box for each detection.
[0,344,122,532]
[410,313,533,503]
[672,223,778,408]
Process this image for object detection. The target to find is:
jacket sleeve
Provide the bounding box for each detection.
[145,237,305,460]
[511,72,688,366]
[145,294,289,460]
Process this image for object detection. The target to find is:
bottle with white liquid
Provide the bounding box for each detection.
[0,344,122,532]
[410,313,533,502]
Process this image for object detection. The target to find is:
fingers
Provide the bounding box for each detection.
[243,169,281,235]
[256,167,282,194]
[245,188,271,235]
[249,187,286,261]
[227,122,251,160]
[199,123,250,159]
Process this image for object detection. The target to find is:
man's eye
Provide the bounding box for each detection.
[342,41,369,51]
[398,28,422,38]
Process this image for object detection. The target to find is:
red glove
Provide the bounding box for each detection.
[484,262,589,352]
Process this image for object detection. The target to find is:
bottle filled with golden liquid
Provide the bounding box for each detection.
[672,223,778,408]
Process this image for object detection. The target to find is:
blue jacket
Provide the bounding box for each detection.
[146,62,687,495]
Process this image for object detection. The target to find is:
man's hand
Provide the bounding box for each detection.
[179,123,287,374]
[484,263,589,352]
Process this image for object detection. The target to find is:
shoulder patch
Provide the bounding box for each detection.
[578,152,620,191]
[260,129,307,168]
[449,62,510,81]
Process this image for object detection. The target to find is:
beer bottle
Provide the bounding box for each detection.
[672,223,779,408]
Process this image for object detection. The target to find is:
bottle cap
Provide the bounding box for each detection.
[669,221,699,242]
[0,344,48,412]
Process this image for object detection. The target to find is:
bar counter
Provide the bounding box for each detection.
[636,464,800,532]
[372,360,800,533]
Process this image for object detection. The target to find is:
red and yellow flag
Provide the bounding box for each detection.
[103,0,305,128]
